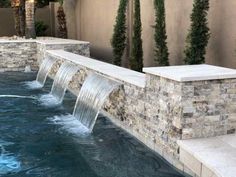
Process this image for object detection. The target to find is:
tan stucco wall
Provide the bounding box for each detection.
[75,0,120,62]
[1,1,236,68]
[63,0,77,39]
[0,8,15,36]
[74,0,236,68]
[0,6,54,37]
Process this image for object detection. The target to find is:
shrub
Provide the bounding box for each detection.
[130,0,143,72]
[153,0,169,66]
[184,0,210,64]
[35,21,48,36]
[111,0,128,66]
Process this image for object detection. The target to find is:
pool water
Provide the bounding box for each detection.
[0,72,186,177]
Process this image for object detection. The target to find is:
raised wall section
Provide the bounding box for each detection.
[0,41,37,71]
[0,38,90,72]
[46,50,236,177]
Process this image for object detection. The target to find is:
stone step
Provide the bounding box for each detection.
[178,134,236,177]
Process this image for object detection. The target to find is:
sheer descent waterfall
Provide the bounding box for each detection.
[51,62,79,103]
[36,57,57,86]
[73,73,120,132]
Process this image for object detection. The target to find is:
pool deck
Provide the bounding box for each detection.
[178,134,236,177]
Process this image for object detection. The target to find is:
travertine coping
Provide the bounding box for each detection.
[46,50,146,88]
[143,64,236,82]
[0,38,89,45]
[178,134,236,177]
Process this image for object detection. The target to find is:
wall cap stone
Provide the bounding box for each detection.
[47,50,146,88]
[0,37,89,45]
[143,64,236,82]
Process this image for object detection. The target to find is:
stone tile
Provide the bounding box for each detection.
[143,64,236,82]
[180,148,202,176]
[217,134,236,148]
[201,165,217,177]
[215,167,236,177]
[178,134,236,177]
[47,50,146,88]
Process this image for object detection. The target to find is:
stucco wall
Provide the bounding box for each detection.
[63,0,77,39]
[0,8,15,36]
[75,0,119,63]
[74,0,236,68]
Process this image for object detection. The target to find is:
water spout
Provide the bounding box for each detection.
[36,57,58,87]
[50,62,79,103]
[73,73,120,132]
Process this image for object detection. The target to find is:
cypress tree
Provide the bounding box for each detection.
[184,0,210,64]
[111,0,128,66]
[154,0,169,66]
[130,0,143,72]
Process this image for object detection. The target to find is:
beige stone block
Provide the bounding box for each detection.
[183,165,198,177]
[228,114,236,121]
[173,117,182,129]
[201,165,217,177]
[180,148,202,176]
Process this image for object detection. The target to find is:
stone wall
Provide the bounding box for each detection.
[0,41,37,71]
[45,52,236,177]
[0,38,90,72]
[36,42,90,65]
[44,52,186,173]
[181,79,236,139]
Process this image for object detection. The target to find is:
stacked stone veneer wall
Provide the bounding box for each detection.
[0,42,37,71]
[0,39,90,72]
[181,79,236,138]
[46,52,236,176]
[37,42,90,65]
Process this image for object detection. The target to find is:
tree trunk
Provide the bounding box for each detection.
[11,0,21,36]
[19,0,25,36]
[57,5,68,39]
[12,7,21,36]
[25,0,36,39]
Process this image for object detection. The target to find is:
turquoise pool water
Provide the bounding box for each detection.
[0,72,186,177]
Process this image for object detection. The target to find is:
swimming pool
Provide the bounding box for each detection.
[0,72,186,177]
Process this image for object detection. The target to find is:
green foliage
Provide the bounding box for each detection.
[153,0,169,66]
[184,0,210,64]
[0,0,11,8]
[0,0,57,8]
[111,0,128,66]
[35,21,48,36]
[37,0,57,8]
[57,0,63,6]
[130,0,143,72]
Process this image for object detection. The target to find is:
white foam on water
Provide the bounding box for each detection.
[48,114,90,136]
[24,80,43,89]
[39,94,61,107]
[0,95,37,99]
[0,140,21,175]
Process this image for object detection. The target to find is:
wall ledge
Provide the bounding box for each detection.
[143,64,236,82]
[47,50,146,88]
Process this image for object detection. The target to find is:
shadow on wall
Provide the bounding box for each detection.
[90,46,113,64]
